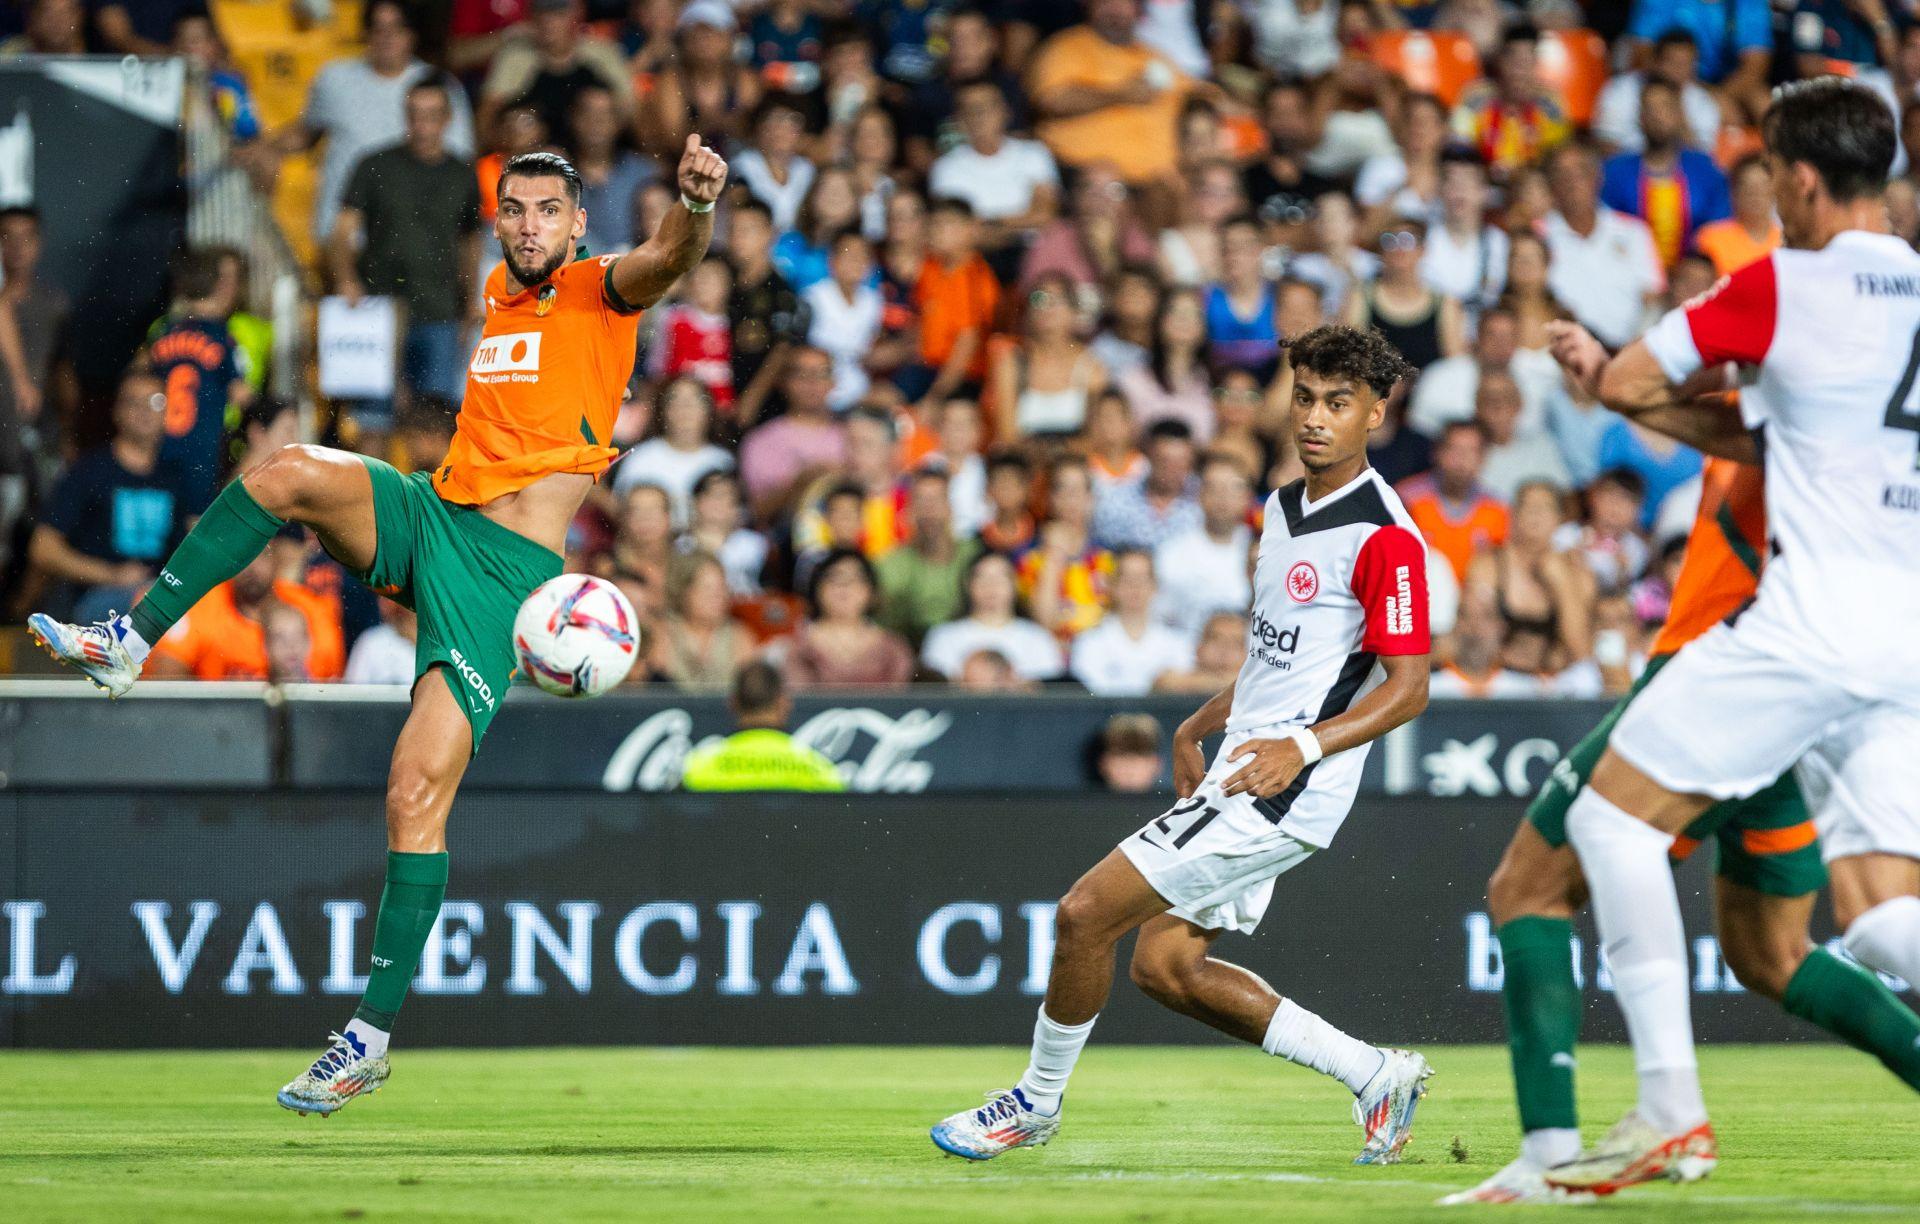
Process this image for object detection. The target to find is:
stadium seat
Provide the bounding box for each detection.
[1367,31,1482,109]
[1535,29,1609,127]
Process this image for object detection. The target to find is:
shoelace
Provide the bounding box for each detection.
[305,1032,360,1080]
[972,1090,1025,1128]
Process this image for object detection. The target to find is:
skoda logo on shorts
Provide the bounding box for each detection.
[1286,561,1319,603]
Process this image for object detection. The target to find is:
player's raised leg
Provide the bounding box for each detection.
[28,444,376,694]
[1129,914,1429,1165]
[929,849,1168,1160]
[278,665,469,1115]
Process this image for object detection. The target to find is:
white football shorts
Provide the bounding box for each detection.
[1795,704,1920,862]
[1119,731,1327,934]
[1608,620,1882,802]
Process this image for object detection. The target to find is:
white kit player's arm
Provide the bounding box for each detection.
[1546,320,1758,463]
[1222,525,1432,799]
[1172,681,1237,798]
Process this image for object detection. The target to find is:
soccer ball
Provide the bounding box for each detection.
[513,574,640,697]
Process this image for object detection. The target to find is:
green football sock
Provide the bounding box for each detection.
[353,851,450,1032]
[129,477,285,645]
[1783,947,1920,1091]
[1499,916,1583,1132]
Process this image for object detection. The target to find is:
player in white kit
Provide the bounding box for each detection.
[929,327,1436,1165]
[1536,78,1920,1195]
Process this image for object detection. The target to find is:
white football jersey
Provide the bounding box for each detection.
[1644,231,1920,700]
[1226,468,1431,846]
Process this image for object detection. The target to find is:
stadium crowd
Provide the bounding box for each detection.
[4,0,1914,696]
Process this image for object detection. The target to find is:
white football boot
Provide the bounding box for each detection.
[26,612,140,697]
[277,1031,391,1116]
[1544,1109,1717,1196]
[1352,1048,1434,1165]
[929,1088,1061,1160]
[1438,1156,1598,1205]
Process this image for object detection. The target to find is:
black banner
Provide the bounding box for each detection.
[0,792,1854,1048]
[1,685,1615,797]
[0,59,184,404]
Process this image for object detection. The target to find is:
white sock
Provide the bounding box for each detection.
[343,1017,390,1060]
[1521,1127,1582,1169]
[110,614,151,664]
[1014,1007,1095,1115]
[1261,997,1386,1095]
[1565,787,1705,1134]
[1843,895,1920,986]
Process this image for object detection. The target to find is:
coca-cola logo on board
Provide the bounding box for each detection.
[601,707,954,793]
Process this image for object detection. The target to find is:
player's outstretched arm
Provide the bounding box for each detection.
[1598,343,1758,463]
[607,135,728,310]
[1547,321,1757,463]
[1220,655,1429,799]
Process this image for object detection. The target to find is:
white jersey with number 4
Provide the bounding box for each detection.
[1644,231,1920,701]
[1224,468,1430,847]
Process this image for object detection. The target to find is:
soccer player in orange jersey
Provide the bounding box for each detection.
[29,135,729,1114]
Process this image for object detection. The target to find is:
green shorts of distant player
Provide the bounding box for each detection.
[357,457,563,753]
[1525,652,1826,898]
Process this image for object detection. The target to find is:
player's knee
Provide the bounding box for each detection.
[1486,840,1577,926]
[243,443,330,518]
[1052,887,1115,953]
[384,759,453,852]
[1720,930,1805,1001]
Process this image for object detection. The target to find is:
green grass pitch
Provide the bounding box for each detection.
[2,1045,1916,1222]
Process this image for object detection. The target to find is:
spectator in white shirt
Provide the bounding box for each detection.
[1592,30,1721,155]
[345,599,419,684]
[1153,453,1255,635]
[803,231,885,412]
[1409,306,1563,438]
[921,551,1065,681]
[613,377,735,525]
[928,80,1061,251]
[732,98,816,231]
[1541,142,1664,350]
[1420,148,1508,315]
[1475,370,1571,500]
[1247,0,1340,81]
[1071,548,1197,695]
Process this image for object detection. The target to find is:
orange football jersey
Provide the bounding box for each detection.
[434,254,643,506]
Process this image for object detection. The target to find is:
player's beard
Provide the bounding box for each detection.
[502,238,569,289]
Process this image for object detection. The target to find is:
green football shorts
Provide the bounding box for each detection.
[356,457,563,753]
[1526,652,1826,898]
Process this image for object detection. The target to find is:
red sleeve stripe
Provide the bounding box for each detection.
[1685,254,1777,368]
[1352,524,1431,656]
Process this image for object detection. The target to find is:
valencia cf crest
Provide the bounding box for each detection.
[536,284,557,316]
[1286,561,1319,603]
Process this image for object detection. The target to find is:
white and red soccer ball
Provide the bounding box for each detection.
[513,574,639,698]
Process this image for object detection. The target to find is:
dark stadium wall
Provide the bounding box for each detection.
[0,60,184,438]
[0,793,1865,1049]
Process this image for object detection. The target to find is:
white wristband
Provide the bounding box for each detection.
[680,193,714,214]
[1285,725,1323,767]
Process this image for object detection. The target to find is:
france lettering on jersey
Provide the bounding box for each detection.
[1643,231,1920,700]
[1227,468,1431,846]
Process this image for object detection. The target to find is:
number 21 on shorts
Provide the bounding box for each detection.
[1140,796,1222,851]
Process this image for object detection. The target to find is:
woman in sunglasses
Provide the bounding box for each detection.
[989,272,1109,443]
[1343,218,1463,372]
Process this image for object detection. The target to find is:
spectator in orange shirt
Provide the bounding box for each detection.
[1395,420,1510,583]
[1027,0,1197,187]
[148,534,346,681]
[1691,153,1781,275]
[910,197,1001,412]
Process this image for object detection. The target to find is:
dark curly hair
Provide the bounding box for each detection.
[1286,325,1416,398]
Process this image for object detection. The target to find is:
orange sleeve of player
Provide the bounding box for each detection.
[1650,458,1765,655]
